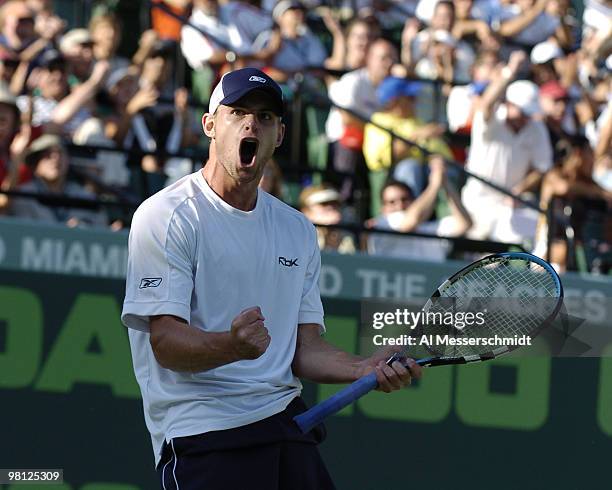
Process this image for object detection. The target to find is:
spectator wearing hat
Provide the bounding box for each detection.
[250,0,327,82]
[461,50,553,243]
[529,40,564,86]
[539,80,578,162]
[299,183,356,254]
[10,134,107,226]
[366,158,471,262]
[59,28,95,85]
[325,38,397,200]
[104,65,191,181]
[363,76,451,197]
[18,51,109,138]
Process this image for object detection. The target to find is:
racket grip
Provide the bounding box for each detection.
[294,372,379,433]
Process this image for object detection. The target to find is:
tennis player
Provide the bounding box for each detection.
[121,67,421,490]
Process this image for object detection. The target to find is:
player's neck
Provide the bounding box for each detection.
[201,166,258,212]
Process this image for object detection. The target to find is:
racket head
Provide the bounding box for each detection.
[409,252,563,365]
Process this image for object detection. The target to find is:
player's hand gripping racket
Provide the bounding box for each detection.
[294,252,563,433]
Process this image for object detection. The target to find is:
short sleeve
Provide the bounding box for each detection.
[298,224,325,332]
[363,116,392,171]
[121,203,196,332]
[328,73,359,110]
[181,25,214,70]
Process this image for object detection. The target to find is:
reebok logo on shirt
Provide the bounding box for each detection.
[278,257,299,267]
[139,277,162,289]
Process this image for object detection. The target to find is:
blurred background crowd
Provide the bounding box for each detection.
[0,0,609,273]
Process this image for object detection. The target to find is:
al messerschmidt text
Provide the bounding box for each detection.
[373,334,532,347]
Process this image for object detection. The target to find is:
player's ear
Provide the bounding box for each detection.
[275,121,285,148]
[202,113,215,138]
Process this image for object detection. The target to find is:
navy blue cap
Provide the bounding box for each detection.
[376,77,422,106]
[208,67,284,116]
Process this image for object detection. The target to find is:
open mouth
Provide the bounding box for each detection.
[239,138,259,166]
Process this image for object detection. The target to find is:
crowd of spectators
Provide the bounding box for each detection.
[0,0,609,273]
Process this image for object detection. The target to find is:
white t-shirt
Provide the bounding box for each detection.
[446,84,475,132]
[368,213,456,262]
[461,107,552,241]
[325,68,379,142]
[463,106,552,199]
[121,170,325,466]
[180,9,235,69]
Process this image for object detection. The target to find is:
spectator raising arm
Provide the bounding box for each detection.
[50,60,110,127]
[478,50,526,121]
[498,0,548,39]
[443,171,472,235]
[395,156,445,232]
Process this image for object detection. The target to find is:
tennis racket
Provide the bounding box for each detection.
[294,252,563,433]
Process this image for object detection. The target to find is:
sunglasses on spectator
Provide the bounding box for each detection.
[17,16,35,24]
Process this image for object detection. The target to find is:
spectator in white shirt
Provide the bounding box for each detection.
[461,50,553,243]
[180,0,238,70]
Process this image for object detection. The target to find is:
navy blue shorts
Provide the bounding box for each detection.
[157,397,336,490]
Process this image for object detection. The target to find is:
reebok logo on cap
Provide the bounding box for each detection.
[249,75,267,83]
[208,68,284,116]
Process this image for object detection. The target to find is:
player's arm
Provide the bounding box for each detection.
[292,324,421,392]
[149,306,270,372]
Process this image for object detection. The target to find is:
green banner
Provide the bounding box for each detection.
[0,219,611,489]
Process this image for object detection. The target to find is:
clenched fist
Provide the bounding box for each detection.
[230,307,271,360]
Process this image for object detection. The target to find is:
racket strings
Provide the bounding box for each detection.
[423,258,560,358]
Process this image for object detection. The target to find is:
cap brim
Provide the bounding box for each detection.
[219,86,283,116]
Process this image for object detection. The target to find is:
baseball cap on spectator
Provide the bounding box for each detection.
[431,30,457,47]
[105,66,138,91]
[505,80,541,117]
[272,0,304,21]
[540,80,569,100]
[530,41,563,65]
[59,28,93,53]
[299,184,342,209]
[208,67,284,116]
[377,77,422,106]
[39,49,66,70]
[24,135,65,167]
